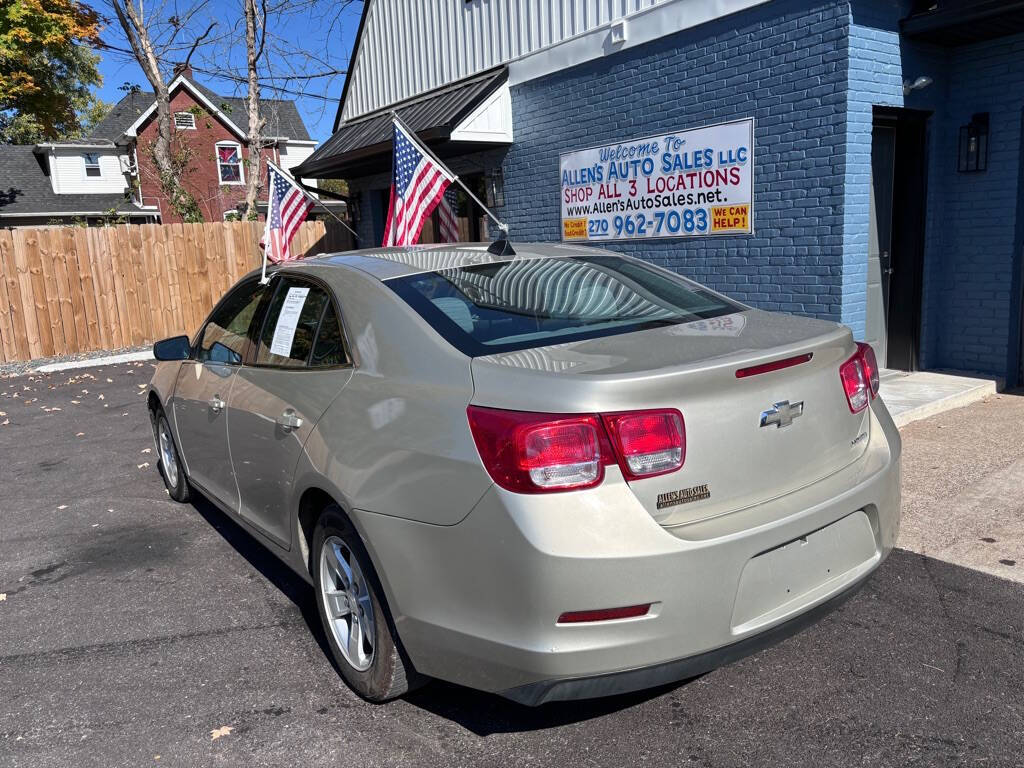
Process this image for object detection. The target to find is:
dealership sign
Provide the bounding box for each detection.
[559,118,754,241]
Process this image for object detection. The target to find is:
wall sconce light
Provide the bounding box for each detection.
[486,168,505,208]
[958,113,989,173]
[902,75,933,96]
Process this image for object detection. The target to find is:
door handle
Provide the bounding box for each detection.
[276,409,303,431]
[209,395,225,413]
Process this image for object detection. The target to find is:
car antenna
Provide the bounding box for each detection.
[487,226,516,257]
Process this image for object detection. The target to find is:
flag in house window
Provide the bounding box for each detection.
[83,153,101,177]
[217,144,243,183]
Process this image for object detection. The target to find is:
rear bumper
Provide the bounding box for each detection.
[353,398,901,702]
[501,573,870,705]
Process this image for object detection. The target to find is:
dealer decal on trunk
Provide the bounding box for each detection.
[657,484,711,509]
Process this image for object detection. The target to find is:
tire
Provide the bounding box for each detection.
[154,409,190,503]
[312,506,418,702]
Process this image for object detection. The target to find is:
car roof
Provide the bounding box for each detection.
[299,242,611,280]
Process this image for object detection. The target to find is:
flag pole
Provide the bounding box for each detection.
[390,111,509,237]
[265,158,362,243]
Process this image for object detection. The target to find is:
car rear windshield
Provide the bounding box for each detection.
[387,255,743,357]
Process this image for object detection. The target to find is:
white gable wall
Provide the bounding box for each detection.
[49,149,130,195]
[278,141,319,188]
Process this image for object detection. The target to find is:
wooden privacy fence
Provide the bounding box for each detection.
[0,220,353,364]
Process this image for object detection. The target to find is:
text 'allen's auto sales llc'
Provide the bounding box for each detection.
[560,118,754,242]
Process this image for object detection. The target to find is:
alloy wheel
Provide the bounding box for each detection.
[319,536,376,671]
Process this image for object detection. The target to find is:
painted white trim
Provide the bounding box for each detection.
[124,76,249,139]
[508,0,771,87]
[450,82,513,144]
[81,152,103,181]
[215,141,245,186]
[282,139,318,146]
[0,210,154,218]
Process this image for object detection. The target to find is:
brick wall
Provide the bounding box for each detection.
[927,33,1024,376]
[498,0,851,321]
[135,89,275,224]
[847,1,1023,377]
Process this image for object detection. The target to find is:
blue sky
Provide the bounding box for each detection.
[94,0,364,143]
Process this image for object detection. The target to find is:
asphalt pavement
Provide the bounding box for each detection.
[1,363,1022,767]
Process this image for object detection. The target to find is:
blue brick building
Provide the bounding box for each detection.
[295,0,1024,385]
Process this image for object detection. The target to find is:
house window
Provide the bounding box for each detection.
[216,142,243,184]
[174,111,197,130]
[83,153,101,178]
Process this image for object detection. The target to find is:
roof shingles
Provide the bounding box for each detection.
[88,76,311,142]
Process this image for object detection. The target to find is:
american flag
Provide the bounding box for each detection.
[382,120,455,246]
[438,187,460,243]
[260,163,315,263]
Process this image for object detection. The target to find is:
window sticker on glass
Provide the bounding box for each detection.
[270,287,311,357]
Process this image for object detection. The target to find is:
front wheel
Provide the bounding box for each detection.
[155,410,190,503]
[312,507,416,702]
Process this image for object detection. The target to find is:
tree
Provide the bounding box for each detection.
[0,0,102,143]
[241,0,267,218]
[106,0,213,221]
[213,0,359,217]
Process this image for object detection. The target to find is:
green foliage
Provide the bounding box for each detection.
[0,0,102,143]
[318,178,349,198]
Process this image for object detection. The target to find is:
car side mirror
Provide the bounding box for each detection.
[153,335,192,361]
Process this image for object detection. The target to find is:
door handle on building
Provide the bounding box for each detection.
[209,396,225,413]
[277,409,303,431]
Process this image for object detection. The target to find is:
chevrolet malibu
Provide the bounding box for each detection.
[147,243,901,706]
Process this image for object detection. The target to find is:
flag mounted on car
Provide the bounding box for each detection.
[382,119,456,246]
[260,161,315,264]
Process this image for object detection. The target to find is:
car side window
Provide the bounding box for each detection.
[256,278,330,367]
[309,301,348,367]
[197,280,266,364]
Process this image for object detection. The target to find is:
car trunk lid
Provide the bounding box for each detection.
[470,310,870,528]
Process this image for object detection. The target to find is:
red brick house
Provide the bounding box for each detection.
[86,67,320,224]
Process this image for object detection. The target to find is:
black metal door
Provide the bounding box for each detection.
[872,108,929,371]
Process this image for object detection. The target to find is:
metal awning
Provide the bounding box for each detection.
[294,67,511,179]
[901,0,1024,45]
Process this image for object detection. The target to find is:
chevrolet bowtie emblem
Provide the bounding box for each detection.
[760,400,804,428]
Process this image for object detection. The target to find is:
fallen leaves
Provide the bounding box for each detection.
[0,593,6,602]
[141,448,151,454]
[1,419,8,426]
[210,726,233,741]
[76,432,84,437]
[138,462,150,469]
[57,505,67,510]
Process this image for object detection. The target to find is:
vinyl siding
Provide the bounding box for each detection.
[49,150,129,195]
[342,0,670,121]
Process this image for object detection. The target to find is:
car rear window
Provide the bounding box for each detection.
[387,255,742,357]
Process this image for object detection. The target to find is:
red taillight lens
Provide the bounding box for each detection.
[857,342,880,398]
[602,409,685,479]
[466,406,611,493]
[557,604,652,624]
[840,343,880,413]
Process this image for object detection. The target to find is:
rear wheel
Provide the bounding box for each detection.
[312,507,415,702]
[155,410,190,503]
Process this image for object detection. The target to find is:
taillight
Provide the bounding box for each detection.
[602,409,685,480]
[466,407,612,493]
[840,342,880,414]
[466,405,686,493]
[858,342,880,398]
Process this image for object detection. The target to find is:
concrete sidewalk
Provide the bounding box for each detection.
[880,369,1001,427]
